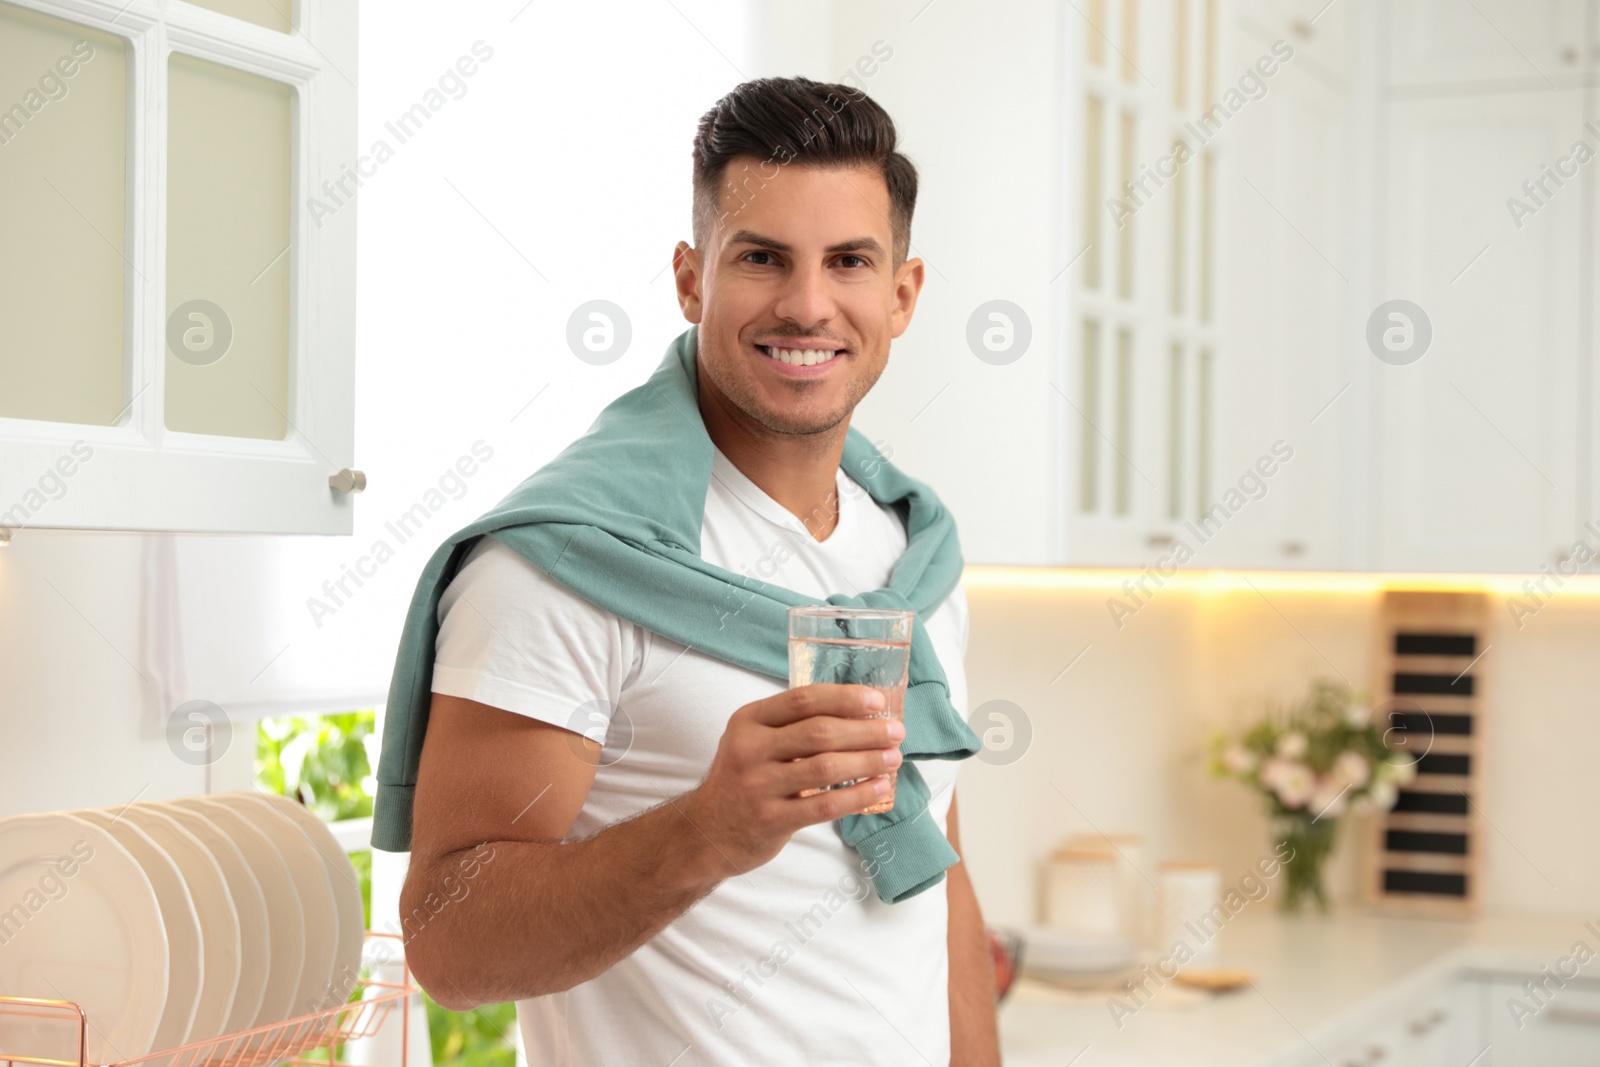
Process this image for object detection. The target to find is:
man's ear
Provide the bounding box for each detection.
[673,240,704,323]
[889,255,925,339]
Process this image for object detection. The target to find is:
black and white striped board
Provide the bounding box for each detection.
[1364,591,1487,917]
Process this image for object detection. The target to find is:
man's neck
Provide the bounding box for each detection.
[697,375,848,543]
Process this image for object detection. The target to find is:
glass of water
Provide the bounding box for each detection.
[787,605,913,814]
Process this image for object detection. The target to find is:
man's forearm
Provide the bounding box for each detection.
[403,792,730,1008]
[947,859,1001,1065]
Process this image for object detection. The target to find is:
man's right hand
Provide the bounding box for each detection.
[680,683,905,873]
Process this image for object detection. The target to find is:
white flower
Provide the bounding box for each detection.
[1309,776,1348,819]
[1271,761,1315,809]
[1222,743,1257,776]
[1367,780,1399,810]
[1345,702,1371,729]
[1276,732,1308,759]
[1333,750,1371,789]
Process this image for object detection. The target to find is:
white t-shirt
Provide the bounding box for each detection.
[432,445,971,1066]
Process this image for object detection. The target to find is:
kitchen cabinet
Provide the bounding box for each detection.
[1208,10,1355,571]
[1371,83,1590,573]
[1369,0,1598,573]
[1278,978,1471,1067]
[1474,973,1600,1066]
[1060,0,1231,567]
[1386,0,1592,92]
[1090,0,1600,574]
[0,0,358,537]
[1294,971,1600,1067]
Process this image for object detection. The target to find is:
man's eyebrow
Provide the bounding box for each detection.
[726,230,789,251]
[825,237,886,256]
[724,230,886,257]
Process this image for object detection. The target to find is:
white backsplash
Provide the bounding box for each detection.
[957,575,1600,928]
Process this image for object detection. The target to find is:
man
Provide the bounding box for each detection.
[391,76,1001,1064]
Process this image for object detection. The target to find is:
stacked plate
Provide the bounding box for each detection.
[0,791,364,1065]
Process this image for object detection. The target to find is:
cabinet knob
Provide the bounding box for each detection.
[1561,45,1580,65]
[1147,532,1175,547]
[329,469,367,494]
[1281,541,1306,557]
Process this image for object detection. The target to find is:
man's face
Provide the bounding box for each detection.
[673,157,924,437]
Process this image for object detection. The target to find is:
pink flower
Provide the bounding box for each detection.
[1222,743,1257,776]
[1268,760,1315,809]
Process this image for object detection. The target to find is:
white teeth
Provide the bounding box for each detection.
[762,345,839,366]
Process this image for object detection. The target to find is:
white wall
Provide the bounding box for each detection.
[957,577,1600,926]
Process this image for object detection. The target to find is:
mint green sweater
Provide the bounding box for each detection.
[371,325,980,903]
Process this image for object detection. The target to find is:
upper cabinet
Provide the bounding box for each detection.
[0,0,356,537]
[1373,82,1590,573]
[884,0,1598,574]
[1386,0,1592,91]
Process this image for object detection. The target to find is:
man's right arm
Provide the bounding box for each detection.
[400,686,903,1008]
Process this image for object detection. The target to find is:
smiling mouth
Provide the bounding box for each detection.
[757,343,844,367]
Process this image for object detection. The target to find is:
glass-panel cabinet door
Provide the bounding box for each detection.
[181,0,294,34]
[0,3,128,427]
[0,0,356,537]
[165,53,293,441]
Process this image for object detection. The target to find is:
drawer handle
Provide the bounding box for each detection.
[1546,1005,1600,1028]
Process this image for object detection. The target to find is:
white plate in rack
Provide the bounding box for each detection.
[207,793,338,1019]
[255,794,365,1008]
[119,805,241,1043]
[149,802,267,1038]
[180,798,306,1028]
[73,809,203,1055]
[0,812,169,1064]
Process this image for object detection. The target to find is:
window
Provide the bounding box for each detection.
[257,710,521,1067]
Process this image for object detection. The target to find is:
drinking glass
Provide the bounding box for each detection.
[787,605,913,814]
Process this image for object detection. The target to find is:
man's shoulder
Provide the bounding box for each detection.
[442,535,627,631]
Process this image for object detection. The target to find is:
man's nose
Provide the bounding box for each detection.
[771,261,838,328]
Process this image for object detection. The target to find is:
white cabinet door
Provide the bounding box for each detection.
[1372,85,1587,572]
[1479,977,1600,1066]
[1386,0,1590,92]
[1211,23,1353,571]
[0,0,357,537]
[1399,978,1482,1067]
[1310,977,1481,1067]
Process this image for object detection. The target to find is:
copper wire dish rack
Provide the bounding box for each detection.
[0,933,415,1067]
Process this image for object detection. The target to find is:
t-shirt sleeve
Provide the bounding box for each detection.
[431,535,641,736]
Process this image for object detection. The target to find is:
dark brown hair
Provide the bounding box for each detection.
[691,76,918,265]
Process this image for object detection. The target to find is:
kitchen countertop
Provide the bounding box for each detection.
[998,907,1598,1066]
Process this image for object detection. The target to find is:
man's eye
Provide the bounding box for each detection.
[838,254,868,269]
[744,250,775,265]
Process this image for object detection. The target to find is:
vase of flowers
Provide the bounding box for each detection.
[1209,679,1416,913]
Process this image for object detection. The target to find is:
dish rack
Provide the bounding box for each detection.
[0,933,416,1067]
